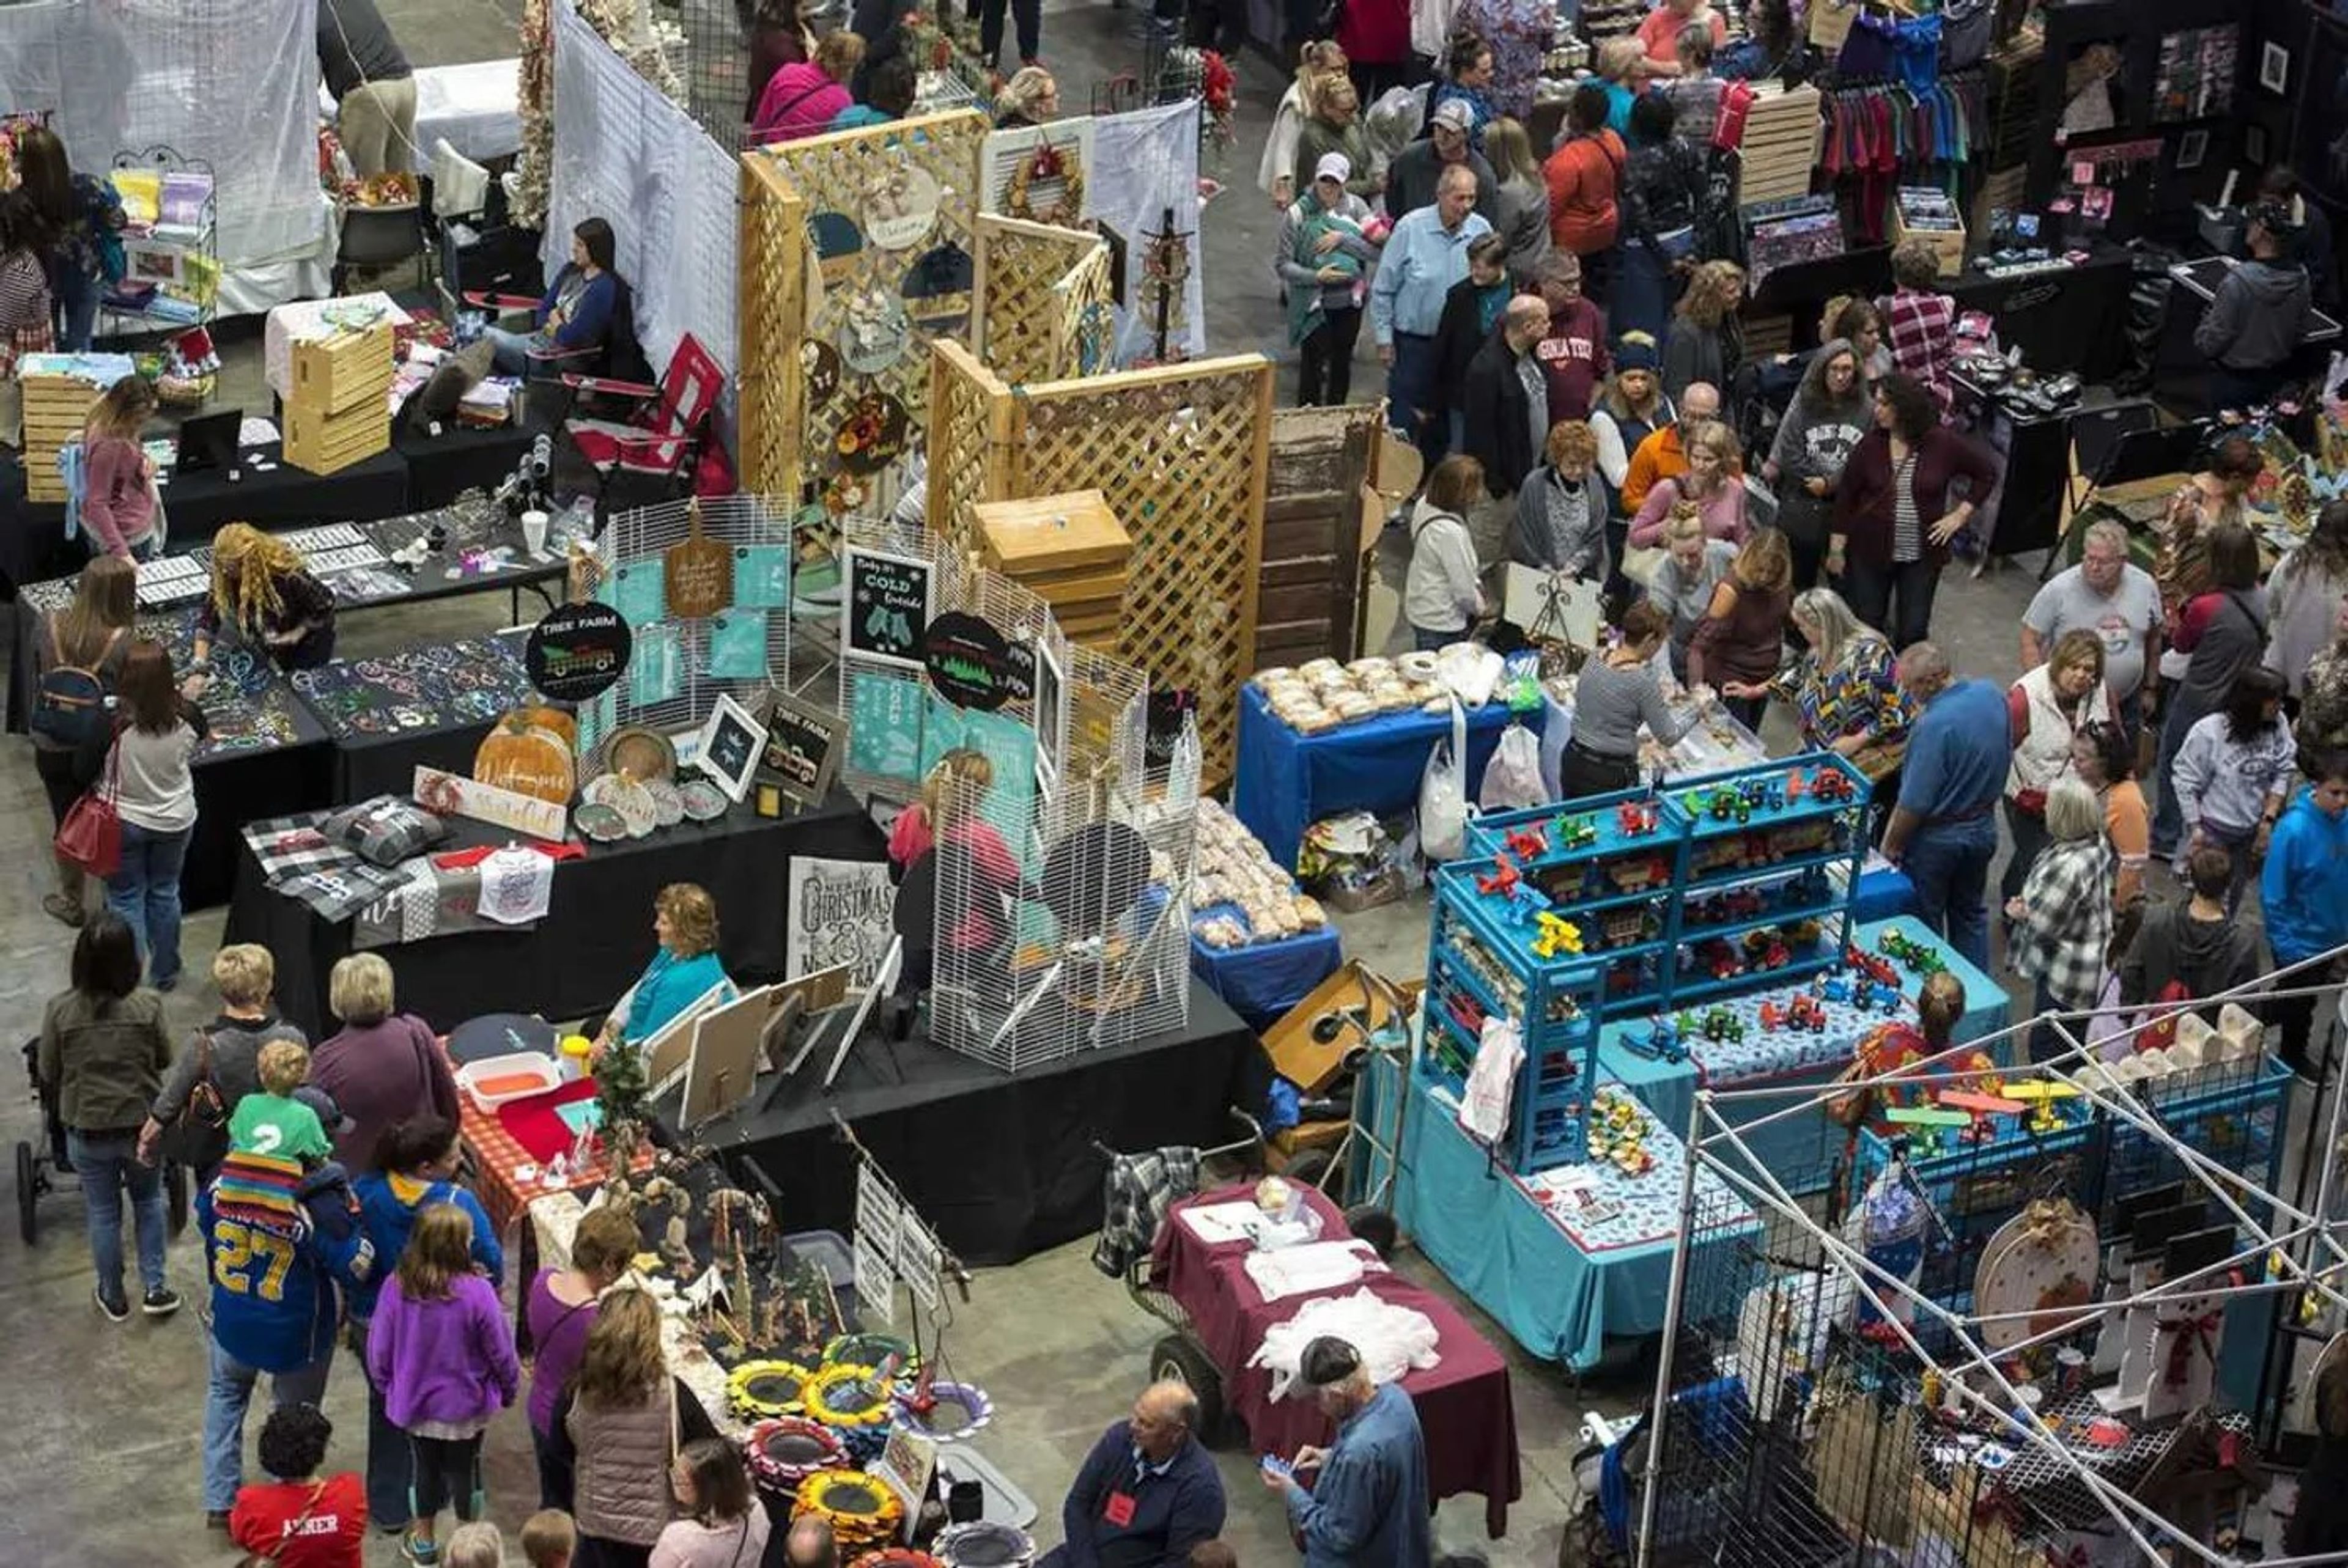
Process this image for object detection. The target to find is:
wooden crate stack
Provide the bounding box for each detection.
[1737,86,1823,207]
[19,356,125,504]
[974,488,1131,653]
[284,323,394,475]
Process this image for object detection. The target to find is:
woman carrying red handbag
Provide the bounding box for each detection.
[90,639,209,992]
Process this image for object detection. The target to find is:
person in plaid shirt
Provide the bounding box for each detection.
[1881,240,1955,418]
[0,189,57,447]
[2004,777,2113,1063]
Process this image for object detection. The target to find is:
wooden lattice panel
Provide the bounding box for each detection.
[1051,240,1115,381]
[738,109,988,509]
[973,213,1107,385]
[737,152,803,498]
[925,339,1009,547]
[1000,358,1272,787]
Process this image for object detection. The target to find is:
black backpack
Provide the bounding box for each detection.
[32,619,122,748]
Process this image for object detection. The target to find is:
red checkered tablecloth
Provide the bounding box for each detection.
[442,1043,646,1234]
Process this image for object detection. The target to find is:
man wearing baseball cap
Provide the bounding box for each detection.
[1383,98,1497,224]
[1257,1336,1431,1567]
[2195,199,2314,412]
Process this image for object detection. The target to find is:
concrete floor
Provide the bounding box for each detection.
[0,4,2193,1566]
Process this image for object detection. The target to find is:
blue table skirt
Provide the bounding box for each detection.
[1358,1054,1756,1370]
[1851,866,1914,922]
[1187,917,1343,1030]
[1597,914,2013,1195]
[1233,686,1516,871]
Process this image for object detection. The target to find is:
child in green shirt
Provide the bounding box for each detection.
[228,1040,333,1166]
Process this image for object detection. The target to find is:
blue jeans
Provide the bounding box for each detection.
[1902,815,1997,973]
[483,324,536,377]
[67,1128,166,1300]
[204,1336,334,1511]
[103,820,192,988]
[1387,332,1443,465]
[1411,624,1458,652]
[53,263,98,351]
[2150,697,2197,858]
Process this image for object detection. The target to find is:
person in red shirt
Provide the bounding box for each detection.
[1636,0,1727,72]
[1532,252,1610,422]
[231,1405,366,1568]
[1543,83,1625,296]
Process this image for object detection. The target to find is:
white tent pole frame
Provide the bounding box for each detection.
[1691,1111,2190,1564]
[1631,1081,1710,1568]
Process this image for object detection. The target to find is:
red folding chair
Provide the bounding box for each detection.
[559,331,731,502]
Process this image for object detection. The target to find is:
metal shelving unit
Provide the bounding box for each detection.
[97,145,216,342]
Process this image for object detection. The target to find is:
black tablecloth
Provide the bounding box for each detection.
[663,981,1264,1266]
[224,787,887,1037]
[1946,247,2135,380]
[395,422,536,509]
[331,715,504,804]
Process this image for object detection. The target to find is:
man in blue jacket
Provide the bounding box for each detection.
[2260,759,2348,1078]
[1881,642,2011,971]
[198,1149,376,1532]
[1040,1380,1225,1567]
[1261,1336,1432,1568]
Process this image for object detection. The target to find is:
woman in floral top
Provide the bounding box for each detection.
[1740,587,1912,835]
[1449,0,1552,120]
[2298,598,2348,763]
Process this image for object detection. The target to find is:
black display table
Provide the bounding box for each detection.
[659,980,1264,1266]
[395,421,538,510]
[1946,246,2136,380]
[225,788,888,1037]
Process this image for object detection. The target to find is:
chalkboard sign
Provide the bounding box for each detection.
[691,691,769,804]
[844,545,934,669]
[758,689,846,809]
[921,611,1035,712]
[525,601,632,703]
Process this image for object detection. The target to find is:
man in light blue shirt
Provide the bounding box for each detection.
[1880,641,2011,971]
[1370,161,1493,468]
[1260,1336,1431,1568]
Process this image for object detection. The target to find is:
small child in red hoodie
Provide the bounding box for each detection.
[230,1404,366,1568]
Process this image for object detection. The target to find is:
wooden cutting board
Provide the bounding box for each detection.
[665,498,733,619]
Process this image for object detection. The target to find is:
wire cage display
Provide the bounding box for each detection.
[1601,973,2348,1568]
[579,493,796,760]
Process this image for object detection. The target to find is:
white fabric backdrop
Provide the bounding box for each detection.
[545,1,739,384]
[1087,99,1206,364]
[0,0,327,277]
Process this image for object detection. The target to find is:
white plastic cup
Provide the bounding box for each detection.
[522,508,549,554]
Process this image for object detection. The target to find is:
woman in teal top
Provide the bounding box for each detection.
[596,883,733,1049]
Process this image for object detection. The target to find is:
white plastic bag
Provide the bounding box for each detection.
[1417,697,1471,864]
[1479,723,1546,812]
[1434,640,1504,707]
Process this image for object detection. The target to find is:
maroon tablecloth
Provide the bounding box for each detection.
[1147,1185,1523,1538]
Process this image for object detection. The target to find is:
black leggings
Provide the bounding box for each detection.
[408,1432,483,1523]
[34,745,83,828]
[1299,307,1362,407]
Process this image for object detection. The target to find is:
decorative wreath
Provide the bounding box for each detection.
[891,1379,995,1443]
[803,1363,895,1431]
[1005,141,1084,226]
[727,1359,815,1422]
[794,1469,906,1554]
[932,1521,1037,1566]
[743,1416,850,1493]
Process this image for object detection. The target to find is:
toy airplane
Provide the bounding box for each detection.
[1531,911,1584,958]
[2003,1080,2081,1101]
[1475,855,1521,897]
[1504,823,1549,861]
[1884,1105,1971,1127]
[1937,1090,2026,1116]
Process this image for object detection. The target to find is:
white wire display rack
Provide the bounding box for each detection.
[584,493,795,760]
[1621,956,2348,1568]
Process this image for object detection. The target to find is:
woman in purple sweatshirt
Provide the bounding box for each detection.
[366,1202,520,1567]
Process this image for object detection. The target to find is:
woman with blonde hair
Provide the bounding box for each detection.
[597,885,733,1052]
[1291,72,1377,205]
[1263,41,1348,205]
[32,552,135,924]
[1645,502,1739,679]
[1727,586,1912,799]
[753,29,863,140]
[525,1201,641,1510]
[313,951,459,1172]
[366,1203,522,1566]
[78,375,161,558]
[2006,776,2115,1062]
[992,64,1058,129]
[1480,116,1551,281]
[193,522,336,670]
[1512,419,1604,576]
[1661,258,1744,402]
[1628,419,1746,547]
[550,1289,724,1568]
[1688,526,1792,727]
[2003,628,2117,905]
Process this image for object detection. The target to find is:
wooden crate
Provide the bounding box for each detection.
[1891,199,1967,278]
[289,324,394,417]
[284,396,389,476]
[20,371,111,503]
[1737,86,1823,208]
[1258,404,1379,670]
[976,488,1131,650]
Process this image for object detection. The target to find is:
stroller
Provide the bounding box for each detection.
[17,1038,190,1245]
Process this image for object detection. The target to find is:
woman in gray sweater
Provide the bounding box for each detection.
[1564,599,1693,798]
[1763,337,1870,590]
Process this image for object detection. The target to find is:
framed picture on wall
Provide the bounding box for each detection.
[2177,130,2208,170]
[2263,41,2292,95]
